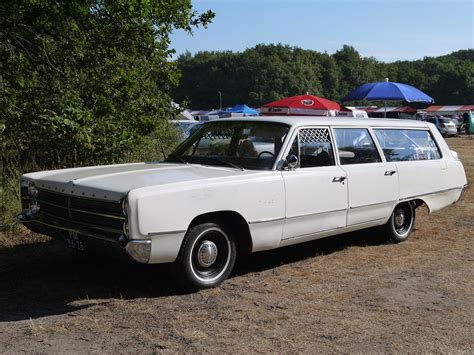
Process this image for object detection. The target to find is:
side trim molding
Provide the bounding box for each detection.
[248,217,285,225]
[148,230,187,237]
[399,186,464,202]
[349,200,397,209]
[248,208,347,225]
[284,208,347,220]
[283,217,387,241]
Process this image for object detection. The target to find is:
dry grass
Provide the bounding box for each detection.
[0,137,472,353]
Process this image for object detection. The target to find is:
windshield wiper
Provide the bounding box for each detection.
[167,154,189,165]
[213,158,245,171]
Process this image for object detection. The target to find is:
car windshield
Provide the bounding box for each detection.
[166,121,290,170]
[441,118,452,124]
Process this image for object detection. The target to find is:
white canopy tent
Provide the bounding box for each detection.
[171,102,195,121]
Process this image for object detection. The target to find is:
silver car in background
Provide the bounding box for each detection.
[425,116,457,137]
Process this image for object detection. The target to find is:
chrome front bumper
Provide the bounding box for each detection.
[458,184,469,202]
[18,213,151,264]
[125,240,152,264]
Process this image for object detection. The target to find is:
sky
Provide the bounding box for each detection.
[171,0,474,62]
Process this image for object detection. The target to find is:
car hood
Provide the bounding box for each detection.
[24,162,263,201]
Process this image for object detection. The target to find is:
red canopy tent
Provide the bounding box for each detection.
[260,94,341,116]
[425,105,474,114]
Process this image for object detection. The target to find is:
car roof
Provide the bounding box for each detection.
[206,116,430,129]
[170,120,199,124]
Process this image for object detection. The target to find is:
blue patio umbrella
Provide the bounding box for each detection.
[226,104,259,115]
[341,79,434,117]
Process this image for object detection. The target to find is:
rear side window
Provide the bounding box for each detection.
[288,128,335,168]
[333,128,381,165]
[374,129,442,161]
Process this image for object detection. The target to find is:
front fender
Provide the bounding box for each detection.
[127,172,286,251]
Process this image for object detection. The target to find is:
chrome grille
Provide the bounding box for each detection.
[36,189,125,237]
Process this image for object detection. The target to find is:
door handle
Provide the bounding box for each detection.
[332,176,346,183]
[384,170,396,176]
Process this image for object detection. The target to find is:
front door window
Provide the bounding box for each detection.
[288,128,335,168]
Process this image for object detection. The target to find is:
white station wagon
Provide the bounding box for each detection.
[19,117,468,289]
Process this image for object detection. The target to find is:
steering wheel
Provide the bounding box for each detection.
[257,151,275,159]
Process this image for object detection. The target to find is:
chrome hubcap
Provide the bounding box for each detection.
[394,209,406,228]
[197,240,218,267]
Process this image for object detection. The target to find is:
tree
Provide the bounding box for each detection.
[175,44,334,108]
[0,0,214,230]
[174,45,473,109]
[0,0,214,168]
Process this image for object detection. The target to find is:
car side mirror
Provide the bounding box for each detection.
[285,154,299,170]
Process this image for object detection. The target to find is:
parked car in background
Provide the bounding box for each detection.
[450,116,462,133]
[451,117,459,132]
[424,116,457,137]
[170,120,201,141]
[18,117,467,290]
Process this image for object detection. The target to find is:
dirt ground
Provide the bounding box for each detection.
[0,137,473,353]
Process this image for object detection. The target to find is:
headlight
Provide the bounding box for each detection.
[122,197,129,217]
[20,179,38,198]
[20,179,30,198]
[28,184,38,198]
[123,220,129,237]
[122,196,130,237]
[19,179,40,217]
[28,200,40,216]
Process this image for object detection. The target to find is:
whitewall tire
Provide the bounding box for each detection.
[175,222,236,290]
[384,202,416,243]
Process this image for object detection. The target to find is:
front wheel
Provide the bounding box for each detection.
[175,222,236,290]
[383,202,416,243]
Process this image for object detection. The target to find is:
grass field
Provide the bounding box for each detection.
[0,137,472,353]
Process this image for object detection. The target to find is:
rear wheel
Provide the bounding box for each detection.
[175,222,236,290]
[383,202,415,243]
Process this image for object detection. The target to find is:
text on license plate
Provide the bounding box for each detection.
[65,231,85,251]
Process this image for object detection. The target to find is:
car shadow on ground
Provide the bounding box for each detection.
[0,228,388,322]
[234,228,387,275]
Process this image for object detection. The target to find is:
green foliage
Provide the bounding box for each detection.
[388,54,474,105]
[1,0,213,167]
[0,0,214,231]
[173,45,474,108]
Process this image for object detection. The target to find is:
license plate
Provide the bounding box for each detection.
[65,231,85,251]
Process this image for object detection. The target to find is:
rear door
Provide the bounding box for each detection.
[282,127,348,239]
[373,128,447,206]
[332,127,399,226]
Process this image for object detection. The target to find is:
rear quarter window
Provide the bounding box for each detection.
[374,129,441,161]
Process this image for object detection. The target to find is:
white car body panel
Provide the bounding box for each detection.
[127,169,285,260]
[342,162,399,226]
[23,163,254,201]
[20,117,468,265]
[282,166,348,239]
[395,126,467,212]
